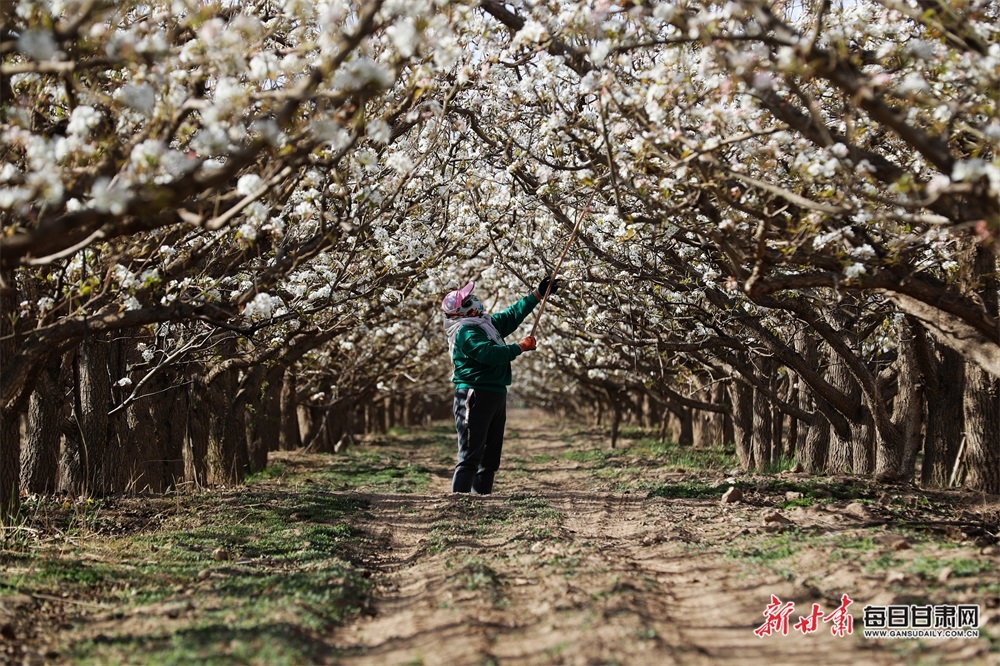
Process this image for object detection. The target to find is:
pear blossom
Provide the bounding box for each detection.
[67,107,103,137]
[17,30,58,60]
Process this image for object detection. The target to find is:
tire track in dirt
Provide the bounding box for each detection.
[334,410,993,666]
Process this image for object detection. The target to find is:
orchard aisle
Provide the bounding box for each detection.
[330,410,991,666]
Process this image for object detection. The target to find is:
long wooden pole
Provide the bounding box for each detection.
[529,201,590,338]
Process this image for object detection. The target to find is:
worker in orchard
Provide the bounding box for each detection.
[441,276,558,494]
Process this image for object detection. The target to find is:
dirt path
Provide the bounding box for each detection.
[330,410,996,665]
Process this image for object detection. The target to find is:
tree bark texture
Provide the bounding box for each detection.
[851,407,875,476]
[20,353,65,494]
[606,383,622,449]
[794,332,828,471]
[126,361,179,493]
[662,398,694,448]
[245,366,280,473]
[960,247,1000,492]
[74,335,116,494]
[892,318,925,480]
[692,383,726,448]
[205,362,249,486]
[770,376,786,465]
[108,331,141,493]
[825,347,857,473]
[963,363,1000,493]
[0,278,20,521]
[751,358,774,470]
[0,412,17,522]
[915,331,965,487]
[279,369,301,451]
[730,378,754,470]
[800,412,830,473]
[184,379,209,489]
[163,374,188,489]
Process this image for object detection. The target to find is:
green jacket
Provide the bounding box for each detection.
[452,292,540,393]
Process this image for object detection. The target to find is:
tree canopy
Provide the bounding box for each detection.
[2,0,998,518]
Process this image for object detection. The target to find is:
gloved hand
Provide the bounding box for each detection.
[518,336,537,352]
[537,275,560,298]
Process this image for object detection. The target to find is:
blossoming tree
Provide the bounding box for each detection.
[2,0,998,521]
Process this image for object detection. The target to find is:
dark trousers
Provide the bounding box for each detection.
[452,388,507,494]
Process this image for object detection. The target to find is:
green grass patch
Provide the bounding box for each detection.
[564,448,623,464]
[246,464,286,484]
[645,481,721,500]
[907,556,995,580]
[778,496,815,509]
[279,425,458,494]
[6,487,377,665]
[866,552,903,573]
[615,425,651,440]
[725,536,799,566]
[759,455,800,474]
[445,555,506,606]
[32,558,111,586]
[72,623,337,666]
[829,535,878,559]
[750,478,874,502]
[430,494,563,550]
[565,425,712,472]
[314,448,435,492]
[633,439,738,472]
[456,558,503,592]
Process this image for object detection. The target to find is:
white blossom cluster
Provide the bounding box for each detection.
[1,0,998,436]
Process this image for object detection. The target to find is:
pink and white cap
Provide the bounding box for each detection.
[441,281,475,315]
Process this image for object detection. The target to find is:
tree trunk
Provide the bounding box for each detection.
[128,363,178,494]
[675,406,693,448]
[821,299,878,475]
[74,335,116,494]
[297,403,315,449]
[108,331,142,492]
[799,412,830,473]
[825,346,856,473]
[887,317,924,481]
[164,374,188,489]
[721,383,735,447]
[1,277,21,521]
[20,353,64,494]
[245,367,280,472]
[332,401,357,453]
[785,379,798,463]
[609,399,621,450]
[205,363,249,486]
[59,418,86,495]
[915,331,965,487]
[606,383,622,449]
[961,246,1000,493]
[279,369,301,451]
[322,403,346,454]
[656,397,670,444]
[302,404,331,452]
[793,330,825,470]
[851,407,875,476]
[0,411,17,522]
[729,378,754,469]
[751,361,773,471]
[693,384,725,448]
[963,363,1000,493]
[771,383,785,466]
[184,378,209,489]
